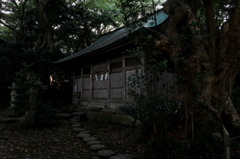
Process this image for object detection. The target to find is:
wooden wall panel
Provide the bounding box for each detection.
[82,90,90,98]
[93,89,108,99]
[110,88,123,99]
[83,78,90,89]
[74,78,82,92]
[110,72,124,88]
[93,79,108,89]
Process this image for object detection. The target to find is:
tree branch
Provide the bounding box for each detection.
[0,20,21,37]
[21,0,28,22]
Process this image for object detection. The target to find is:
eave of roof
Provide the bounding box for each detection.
[53,9,168,66]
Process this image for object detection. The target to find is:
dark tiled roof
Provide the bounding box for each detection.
[53,10,168,65]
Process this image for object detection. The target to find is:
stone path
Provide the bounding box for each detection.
[67,111,132,159]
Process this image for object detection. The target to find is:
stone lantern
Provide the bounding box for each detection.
[7,82,19,116]
[23,81,44,124]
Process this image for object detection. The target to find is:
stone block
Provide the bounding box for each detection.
[4,110,14,117]
[87,111,98,121]
[111,114,121,124]
[119,115,134,126]
[101,108,116,113]
[71,111,87,116]
[87,108,102,112]
[88,104,106,108]
[61,107,72,114]
[97,112,111,123]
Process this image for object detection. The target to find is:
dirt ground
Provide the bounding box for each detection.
[0,117,145,159]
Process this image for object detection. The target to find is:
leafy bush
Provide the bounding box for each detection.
[119,32,225,158]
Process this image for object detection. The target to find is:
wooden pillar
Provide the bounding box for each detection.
[80,67,83,106]
[123,56,126,100]
[107,59,110,108]
[90,64,93,100]
[72,70,76,106]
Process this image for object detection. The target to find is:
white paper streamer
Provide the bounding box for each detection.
[95,74,98,81]
[100,74,104,81]
[105,72,108,80]
[74,85,77,92]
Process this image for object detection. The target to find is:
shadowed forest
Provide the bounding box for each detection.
[1,0,240,158]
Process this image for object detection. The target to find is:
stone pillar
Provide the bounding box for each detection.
[7,82,19,116]
[223,125,231,159]
[24,81,42,124]
[224,133,231,159]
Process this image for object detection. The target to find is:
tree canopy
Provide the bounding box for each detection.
[0,0,122,108]
[0,0,121,54]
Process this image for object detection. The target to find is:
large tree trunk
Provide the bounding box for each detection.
[34,0,54,53]
[155,0,240,137]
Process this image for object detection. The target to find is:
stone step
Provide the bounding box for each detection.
[109,154,132,159]
[73,128,86,132]
[72,124,81,128]
[69,121,80,125]
[71,112,87,116]
[87,141,102,146]
[54,113,72,118]
[77,134,91,138]
[1,117,22,123]
[83,137,97,142]
[89,144,107,151]
[98,150,115,158]
[79,131,90,134]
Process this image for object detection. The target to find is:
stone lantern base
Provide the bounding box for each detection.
[5,107,15,117]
